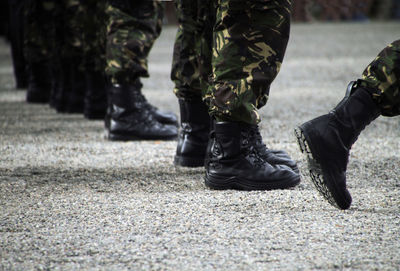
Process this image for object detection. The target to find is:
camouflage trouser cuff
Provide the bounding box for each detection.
[173,86,203,101]
[356,79,400,117]
[108,71,148,85]
[213,115,232,123]
[210,109,259,126]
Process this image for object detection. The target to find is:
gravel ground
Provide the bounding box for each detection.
[1,23,399,270]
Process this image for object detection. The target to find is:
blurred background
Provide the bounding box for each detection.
[1,0,400,36]
[291,0,400,21]
[162,0,400,25]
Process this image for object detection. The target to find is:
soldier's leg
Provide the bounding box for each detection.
[8,0,27,89]
[295,41,399,209]
[171,0,214,100]
[58,0,86,114]
[0,1,9,37]
[24,0,54,103]
[105,0,177,141]
[49,0,85,113]
[358,40,400,116]
[205,0,292,125]
[80,0,108,120]
[48,1,64,111]
[105,0,163,83]
[204,0,300,191]
[172,0,214,167]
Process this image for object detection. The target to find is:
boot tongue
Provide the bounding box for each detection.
[110,78,147,109]
[130,89,147,108]
[244,125,268,153]
[240,126,266,167]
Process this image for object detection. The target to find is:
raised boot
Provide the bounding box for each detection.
[84,71,107,120]
[295,81,381,209]
[205,122,300,190]
[174,98,210,167]
[105,83,178,141]
[26,62,51,103]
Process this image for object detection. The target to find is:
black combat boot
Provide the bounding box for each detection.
[204,124,299,173]
[205,122,300,190]
[174,98,210,167]
[12,56,27,89]
[295,81,381,209]
[15,72,28,90]
[105,83,178,141]
[26,62,51,103]
[49,59,63,110]
[84,71,107,120]
[65,64,85,114]
[51,60,85,114]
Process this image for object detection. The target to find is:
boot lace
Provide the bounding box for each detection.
[131,91,157,112]
[241,128,266,168]
[247,126,270,158]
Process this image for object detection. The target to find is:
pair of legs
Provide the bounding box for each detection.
[8,0,27,89]
[296,40,400,209]
[23,0,55,104]
[172,0,300,190]
[104,0,178,140]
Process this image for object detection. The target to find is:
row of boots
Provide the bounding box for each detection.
[26,61,107,120]
[26,65,385,205]
[26,63,178,132]
[84,79,386,206]
[26,62,181,142]
[174,80,381,198]
[104,85,302,191]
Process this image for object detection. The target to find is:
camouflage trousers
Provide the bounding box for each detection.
[171,0,214,101]
[172,0,292,124]
[24,0,106,71]
[79,0,107,72]
[24,0,56,64]
[105,0,164,84]
[358,40,400,117]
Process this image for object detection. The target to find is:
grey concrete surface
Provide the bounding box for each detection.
[1,23,399,270]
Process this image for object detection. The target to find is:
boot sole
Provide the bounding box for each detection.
[105,130,177,141]
[294,127,350,209]
[174,155,205,168]
[204,172,300,191]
